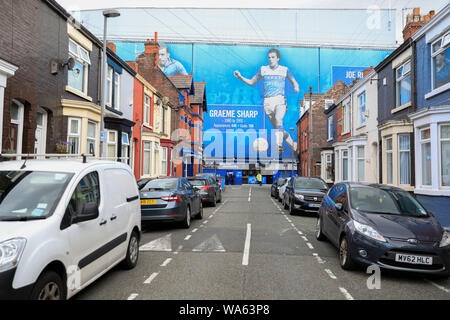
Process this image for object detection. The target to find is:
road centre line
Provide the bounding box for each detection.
[313,253,325,264]
[339,287,354,300]
[127,293,138,300]
[184,235,192,241]
[192,228,198,233]
[424,279,450,293]
[161,258,173,267]
[144,273,159,285]
[242,224,252,266]
[325,269,337,279]
[302,236,309,242]
[307,243,314,250]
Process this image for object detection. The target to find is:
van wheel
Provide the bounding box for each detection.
[182,206,191,229]
[31,271,66,300]
[122,231,140,270]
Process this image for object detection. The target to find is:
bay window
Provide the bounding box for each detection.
[420,128,432,186]
[398,134,411,185]
[68,118,81,155]
[86,121,97,155]
[440,124,450,187]
[143,142,151,176]
[386,137,393,184]
[357,146,365,182]
[107,131,117,160]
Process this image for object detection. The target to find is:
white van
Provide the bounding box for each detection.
[0,160,141,300]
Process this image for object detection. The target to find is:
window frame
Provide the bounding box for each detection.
[357,146,365,182]
[68,117,81,155]
[68,38,90,95]
[107,130,118,160]
[398,134,411,185]
[395,60,411,107]
[439,123,450,188]
[161,147,168,176]
[327,116,333,141]
[143,141,152,176]
[86,121,97,155]
[121,132,130,163]
[419,127,432,187]
[144,95,151,126]
[386,137,393,184]
[431,31,450,91]
[342,102,350,134]
[357,92,366,126]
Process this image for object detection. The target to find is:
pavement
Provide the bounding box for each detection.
[75,185,450,300]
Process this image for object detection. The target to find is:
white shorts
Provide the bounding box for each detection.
[263,96,286,115]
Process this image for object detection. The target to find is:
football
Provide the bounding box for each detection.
[253,138,269,153]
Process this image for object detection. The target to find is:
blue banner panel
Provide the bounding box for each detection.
[332,66,370,86]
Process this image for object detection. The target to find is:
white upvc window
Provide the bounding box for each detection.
[324,99,334,110]
[327,116,333,140]
[121,133,130,163]
[357,146,365,182]
[357,92,366,126]
[68,38,90,94]
[396,60,411,107]
[68,117,81,155]
[431,32,449,90]
[348,146,353,181]
[386,137,393,184]
[162,107,166,134]
[335,151,340,181]
[343,102,350,133]
[325,154,332,181]
[161,147,168,176]
[86,121,97,155]
[143,141,151,176]
[420,127,432,186]
[114,71,120,110]
[144,95,151,126]
[106,66,113,107]
[398,134,411,185]
[342,150,348,181]
[107,130,117,160]
[439,124,450,187]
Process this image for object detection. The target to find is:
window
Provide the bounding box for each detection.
[440,124,450,187]
[358,92,366,126]
[431,32,449,90]
[357,146,365,182]
[348,146,353,181]
[343,103,350,133]
[153,143,159,174]
[386,137,393,184]
[161,147,168,176]
[121,133,130,163]
[68,38,90,94]
[399,134,411,185]
[144,95,151,126]
[107,131,117,159]
[162,107,166,134]
[68,172,100,216]
[114,71,120,110]
[327,116,333,140]
[335,151,339,180]
[326,154,332,181]
[86,121,97,155]
[106,66,113,106]
[396,60,411,107]
[420,128,431,186]
[68,118,81,154]
[143,142,151,175]
[342,150,348,181]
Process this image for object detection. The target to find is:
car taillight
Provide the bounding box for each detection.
[161,195,181,202]
[201,186,211,190]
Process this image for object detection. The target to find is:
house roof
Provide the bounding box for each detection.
[191,82,206,105]
[168,75,194,90]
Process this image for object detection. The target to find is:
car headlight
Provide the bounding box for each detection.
[295,194,305,201]
[439,231,450,248]
[353,221,387,243]
[0,238,27,272]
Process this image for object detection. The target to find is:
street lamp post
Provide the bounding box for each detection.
[100,9,120,158]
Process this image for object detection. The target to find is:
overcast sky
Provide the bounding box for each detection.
[56,0,447,11]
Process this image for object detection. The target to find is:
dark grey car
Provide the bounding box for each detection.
[140,177,203,229]
[188,176,222,207]
[284,177,328,215]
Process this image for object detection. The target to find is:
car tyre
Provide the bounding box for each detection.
[316,216,326,241]
[182,206,191,229]
[211,195,217,207]
[339,236,356,270]
[196,202,204,220]
[217,192,222,203]
[289,199,296,216]
[30,271,66,300]
[121,231,140,270]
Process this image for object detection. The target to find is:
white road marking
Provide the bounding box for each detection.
[184,235,192,241]
[425,279,450,293]
[339,287,354,300]
[290,223,295,228]
[302,236,309,242]
[127,293,138,300]
[313,253,325,264]
[192,228,198,233]
[297,230,303,235]
[307,243,314,250]
[144,273,159,284]
[325,269,337,279]
[203,220,209,224]
[161,258,173,267]
[192,234,226,252]
[242,224,252,266]
[139,234,172,252]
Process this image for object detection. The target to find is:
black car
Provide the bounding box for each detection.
[284,177,328,215]
[140,177,203,228]
[188,176,222,206]
[271,177,287,199]
[316,183,450,276]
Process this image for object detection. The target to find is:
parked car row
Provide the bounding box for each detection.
[271,176,450,277]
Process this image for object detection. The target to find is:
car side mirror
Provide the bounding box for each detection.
[335,203,343,211]
[72,202,99,224]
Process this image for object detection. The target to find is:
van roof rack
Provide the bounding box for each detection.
[0,154,129,163]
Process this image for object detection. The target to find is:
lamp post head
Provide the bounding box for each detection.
[103,9,120,18]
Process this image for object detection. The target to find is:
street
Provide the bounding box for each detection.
[75,185,450,300]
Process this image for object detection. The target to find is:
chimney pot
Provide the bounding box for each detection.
[107,42,116,54]
[413,8,420,15]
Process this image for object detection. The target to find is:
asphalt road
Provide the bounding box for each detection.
[75,185,450,300]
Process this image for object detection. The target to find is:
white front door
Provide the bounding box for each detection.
[34,109,47,156]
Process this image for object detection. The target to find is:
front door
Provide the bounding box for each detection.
[34,110,47,156]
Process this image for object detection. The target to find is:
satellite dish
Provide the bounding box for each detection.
[67,57,75,71]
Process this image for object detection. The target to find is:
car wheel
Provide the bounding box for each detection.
[278,194,282,203]
[212,195,217,207]
[217,192,222,203]
[182,206,191,229]
[283,196,288,209]
[289,199,296,216]
[339,236,356,270]
[30,271,67,300]
[196,202,204,220]
[121,231,140,270]
[316,216,326,241]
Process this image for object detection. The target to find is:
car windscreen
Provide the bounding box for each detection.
[141,179,178,190]
[349,187,428,217]
[188,179,207,186]
[0,171,73,221]
[294,178,328,190]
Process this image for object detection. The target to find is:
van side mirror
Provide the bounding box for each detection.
[335,203,343,211]
[72,202,99,224]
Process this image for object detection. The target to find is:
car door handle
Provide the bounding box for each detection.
[99,219,107,226]
[127,195,139,202]
[111,215,117,221]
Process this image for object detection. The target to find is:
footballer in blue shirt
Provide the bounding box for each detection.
[159,45,189,76]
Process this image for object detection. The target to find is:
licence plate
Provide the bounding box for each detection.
[308,203,321,208]
[141,199,157,205]
[395,254,433,265]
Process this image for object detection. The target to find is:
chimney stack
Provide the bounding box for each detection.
[107,42,116,54]
[402,8,435,41]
